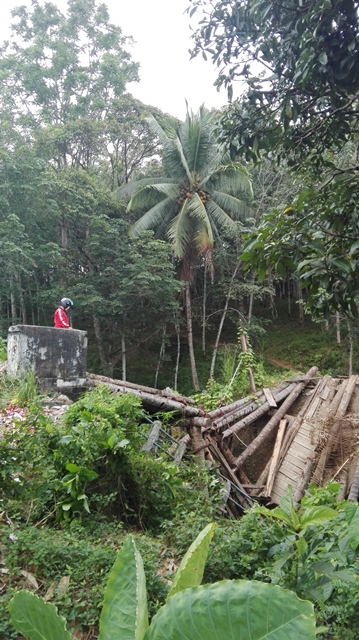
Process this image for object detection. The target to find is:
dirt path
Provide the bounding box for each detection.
[266,356,301,371]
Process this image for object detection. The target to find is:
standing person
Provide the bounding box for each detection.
[54,298,73,329]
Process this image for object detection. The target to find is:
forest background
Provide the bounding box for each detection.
[3,1,359,639]
[0,0,358,397]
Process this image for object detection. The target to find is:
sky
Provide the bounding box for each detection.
[0,0,229,120]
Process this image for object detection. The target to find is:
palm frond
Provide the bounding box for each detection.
[128,182,178,210]
[116,176,170,201]
[211,191,251,220]
[143,113,175,147]
[201,164,253,196]
[179,106,213,175]
[167,200,193,258]
[173,136,192,182]
[187,192,214,246]
[129,197,177,238]
[206,198,240,233]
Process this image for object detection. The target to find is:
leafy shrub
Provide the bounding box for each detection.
[0,522,167,637]
[8,526,317,640]
[0,386,182,528]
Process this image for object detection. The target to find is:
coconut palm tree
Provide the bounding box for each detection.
[117,106,252,390]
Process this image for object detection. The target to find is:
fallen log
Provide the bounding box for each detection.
[206,435,252,508]
[212,382,291,429]
[209,389,266,419]
[348,459,359,501]
[189,425,207,464]
[86,372,194,405]
[311,375,358,485]
[222,383,298,440]
[87,378,206,418]
[234,367,318,470]
[337,469,348,501]
[265,419,288,496]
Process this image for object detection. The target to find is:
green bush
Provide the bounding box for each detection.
[0,522,167,637]
[0,386,182,528]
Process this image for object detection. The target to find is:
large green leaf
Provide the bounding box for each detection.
[346,504,359,550]
[299,506,338,531]
[98,536,148,640]
[9,590,73,640]
[146,580,316,640]
[167,522,216,600]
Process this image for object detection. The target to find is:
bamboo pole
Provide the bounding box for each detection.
[86,372,195,404]
[234,367,318,470]
[217,383,294,431]
[87,378,206,418]
[222,383,298,440]
[265,419,287,496]
[312,376,358,485]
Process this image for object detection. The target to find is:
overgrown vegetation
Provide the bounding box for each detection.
[2,372,359,638]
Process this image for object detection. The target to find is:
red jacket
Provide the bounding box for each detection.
[54,307,70,329]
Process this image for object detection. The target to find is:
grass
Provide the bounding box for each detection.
[120,303,356,397]
[260,313,355,377]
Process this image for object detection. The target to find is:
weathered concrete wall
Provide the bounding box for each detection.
[7,325,87,391]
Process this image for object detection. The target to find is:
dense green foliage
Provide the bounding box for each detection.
[189,0,359,320]
[8,526,317,640]
[188,0,359,168]
[2,1,359,638]
[1,385,185,527]
[1,372,359,638]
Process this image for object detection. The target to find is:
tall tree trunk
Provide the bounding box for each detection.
[93,314,108,371]
[336,311,341,344]
[247,274,255,324]
[210,263,240,379]
[9,275,17,321]
[174,321,181,392]
[61,213,68,249]
[287,276,291,315]
[185,283,199,391]
[154,325,166,388]
[297,279,304,324]
[121,334,126,382]
[17,274,26,324]
[202,267,207,355]
[347,319,353,376]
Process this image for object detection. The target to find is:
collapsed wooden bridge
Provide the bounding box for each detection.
[87,368,359,515]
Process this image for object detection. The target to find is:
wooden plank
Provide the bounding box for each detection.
[141,421,161,453]
[263,388,277,408]
[280,458,307,475]
[294,432,312,445]
[306,396,321,419]
[265,418,287,496]
[274,476,295,490]
[283,442,314,462]
[319,385,330,400]
[274,477,293,492]
[297,434,315,447]
[283,450,310,466]
[272,478,293,497]
[289,441,313,456]
[174,440,187,464]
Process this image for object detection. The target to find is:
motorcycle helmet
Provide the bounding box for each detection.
[60,297,74,310]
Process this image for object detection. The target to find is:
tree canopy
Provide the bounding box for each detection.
[188,0,359,168]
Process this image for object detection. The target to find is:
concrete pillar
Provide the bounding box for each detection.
[7,325,87,392]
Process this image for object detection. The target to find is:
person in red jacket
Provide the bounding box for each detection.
[54,298,73,329]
